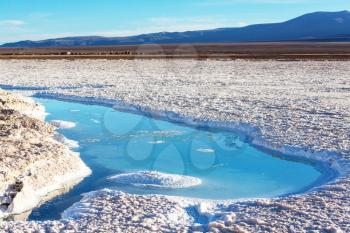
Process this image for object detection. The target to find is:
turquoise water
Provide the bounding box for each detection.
[30,98,324,220]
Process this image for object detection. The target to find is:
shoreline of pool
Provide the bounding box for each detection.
[34,92,346,183]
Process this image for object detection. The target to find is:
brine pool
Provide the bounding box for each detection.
[29,98,329,220]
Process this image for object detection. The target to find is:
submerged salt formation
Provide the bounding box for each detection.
[0,89,91,220]
[0,60,349,232]
[108,171,202,189]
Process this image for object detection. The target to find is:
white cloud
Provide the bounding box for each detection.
[139,16,247,32]
[28,12,52,19]
[87,16,249,38]
[194,0,314,6]
[0,16,251,44]
[0,20,25,26]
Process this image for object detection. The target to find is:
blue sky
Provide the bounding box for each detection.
[0,0,349,44]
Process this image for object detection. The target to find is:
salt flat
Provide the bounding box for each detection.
[0,59,349,232]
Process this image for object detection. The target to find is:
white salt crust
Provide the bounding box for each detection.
[0,59,349,232]
[0,89,91,221]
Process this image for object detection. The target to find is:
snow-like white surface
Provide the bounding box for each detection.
[2,189,192,232]
[108,171,202,189]
[50,120,77,129]
[0,59,349,232]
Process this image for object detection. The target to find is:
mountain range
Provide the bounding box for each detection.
[2,11,350,48]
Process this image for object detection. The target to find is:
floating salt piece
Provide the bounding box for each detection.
[148,140,166,144]
[196,148,215,153]
[50,120,77,129]
[90,119,100,124]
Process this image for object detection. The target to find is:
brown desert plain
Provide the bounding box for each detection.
[1,42,350,60]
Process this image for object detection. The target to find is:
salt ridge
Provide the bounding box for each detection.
[0,89,91,221]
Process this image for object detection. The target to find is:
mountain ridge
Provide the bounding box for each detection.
[2,10,350,48]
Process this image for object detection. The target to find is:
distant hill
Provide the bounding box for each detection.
[2,11,350,48]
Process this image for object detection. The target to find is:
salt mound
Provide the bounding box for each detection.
[108,171,202,189]
[50,120,76,129]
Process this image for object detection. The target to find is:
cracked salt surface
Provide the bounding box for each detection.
[0,59,349,232]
